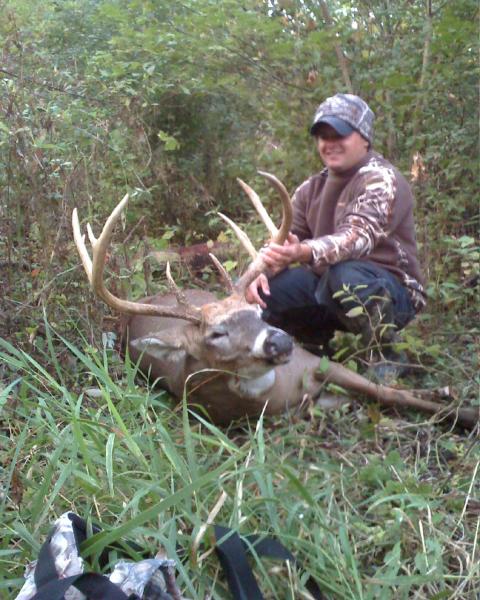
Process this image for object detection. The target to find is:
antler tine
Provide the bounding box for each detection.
[72,195,202,323]
[209,253,235,293]
[256,170,292,244]
[90,193,130,295]
[217,212,257,260]
[233,172,293,294]
[236,177,278,238]
[72,208,93,284]
[166,261,189,307]
[87,223,97,246]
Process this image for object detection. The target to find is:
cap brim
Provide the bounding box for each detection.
[310,116,355,137]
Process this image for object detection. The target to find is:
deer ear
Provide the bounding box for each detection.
[130,334,187,363]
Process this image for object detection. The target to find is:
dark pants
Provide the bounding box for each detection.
[260,260,415,347]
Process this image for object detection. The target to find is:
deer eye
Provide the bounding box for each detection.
[207,326,228,342]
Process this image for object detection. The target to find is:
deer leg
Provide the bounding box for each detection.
[322,361,479,430]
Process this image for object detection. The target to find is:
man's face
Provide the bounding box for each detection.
[315,124,369,173]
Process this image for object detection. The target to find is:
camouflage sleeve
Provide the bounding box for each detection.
[304,161,396,268]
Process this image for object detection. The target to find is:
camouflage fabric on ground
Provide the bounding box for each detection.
[15,512,186,600]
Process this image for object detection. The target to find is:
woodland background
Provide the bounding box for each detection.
[0,1,478,599]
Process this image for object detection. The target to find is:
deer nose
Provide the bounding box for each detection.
[263,329,293,358]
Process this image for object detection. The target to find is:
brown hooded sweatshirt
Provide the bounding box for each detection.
[292,150,426,311]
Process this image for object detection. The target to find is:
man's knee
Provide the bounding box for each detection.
[326,260,391,305]
[324,260,415,331]
[262,267,319,314]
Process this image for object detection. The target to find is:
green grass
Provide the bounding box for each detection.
[0,321,479,599]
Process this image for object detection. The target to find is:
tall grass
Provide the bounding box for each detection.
[0,321,478,599]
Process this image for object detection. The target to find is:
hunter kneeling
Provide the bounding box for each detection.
[246,93,426,383]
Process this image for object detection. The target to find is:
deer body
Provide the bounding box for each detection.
[123,293,475,427]
[122,290,328,424]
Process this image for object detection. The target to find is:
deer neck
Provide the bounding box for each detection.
[228,368,276,399]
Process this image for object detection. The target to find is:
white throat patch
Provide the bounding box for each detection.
[228,369,276,399]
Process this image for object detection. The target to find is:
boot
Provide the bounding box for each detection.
[365,334,409,384]
[336,294,409,384]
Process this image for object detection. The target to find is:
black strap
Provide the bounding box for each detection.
[33,513,91,591]
[33,530,60,590]
[215,526,263,600]
[30,572,136,600]
[214,525,326,600]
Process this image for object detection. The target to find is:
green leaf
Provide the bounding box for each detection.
[318,355,330,373]
[223,260,237,272]
[345,306,365,318]
[157,130,180,151]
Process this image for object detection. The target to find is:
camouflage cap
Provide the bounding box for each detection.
[310,93,375,143]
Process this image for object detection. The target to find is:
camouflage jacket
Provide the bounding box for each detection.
[292,151,426,311]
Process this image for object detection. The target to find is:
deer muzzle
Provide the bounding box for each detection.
[263,329,293,363]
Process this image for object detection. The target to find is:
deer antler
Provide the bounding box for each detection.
[224,171,292,293]
[217,212,258,260]
[72,196,202,323]
[209,253,235,293]
[236,177,278,239]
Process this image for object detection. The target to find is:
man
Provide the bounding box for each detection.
[246,93,425,381]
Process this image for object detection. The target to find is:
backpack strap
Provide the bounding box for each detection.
[214,525,263,600]
[214,525,326,600]
[31,573,137,600]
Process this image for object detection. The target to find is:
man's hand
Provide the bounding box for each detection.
[245,273,270,308]
[245,234,312,308]
[260,233,311,271]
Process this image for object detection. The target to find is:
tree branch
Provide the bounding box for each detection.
[411,1,433,143]
[318,0,354,92]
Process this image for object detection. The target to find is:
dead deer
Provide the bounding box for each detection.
[72,174,478,429]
